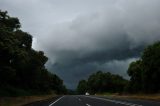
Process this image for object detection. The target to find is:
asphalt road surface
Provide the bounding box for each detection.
[24,95,160,106]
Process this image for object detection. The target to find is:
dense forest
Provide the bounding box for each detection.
[77,41,160,94]
[0,10,67,96]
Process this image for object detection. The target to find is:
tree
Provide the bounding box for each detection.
[127,41,160,93]
[0,10,20,86]
[141,41,160,93]
[127,60,143,93]
[77,80,88,94]
[77,71,128,94]
[0,10,67,96]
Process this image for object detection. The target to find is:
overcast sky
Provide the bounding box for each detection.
[1,0,160,89]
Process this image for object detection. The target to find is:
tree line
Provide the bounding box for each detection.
[77,71,128,94]
[0,10,67,96]
[77,41,160,94]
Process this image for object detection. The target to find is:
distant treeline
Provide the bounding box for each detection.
[77,71,128,94]
[0,10,67,96]
[77,41,160,94]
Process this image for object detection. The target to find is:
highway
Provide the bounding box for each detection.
[24,95,160,106]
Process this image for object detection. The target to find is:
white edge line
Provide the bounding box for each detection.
[49,96,65,106]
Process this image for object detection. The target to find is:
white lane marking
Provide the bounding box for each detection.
[84,96,143,106]
[48,96,65,106]
[86,103,91,106]
[78,98,81,101]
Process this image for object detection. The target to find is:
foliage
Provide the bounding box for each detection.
[142,42,160,93]
[127,60,143,93]
[0,10,67,96]
[77,71,128,94]
[77,80,88,94]
[127,41,160,93]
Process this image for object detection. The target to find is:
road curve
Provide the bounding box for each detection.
[24,95,160,106]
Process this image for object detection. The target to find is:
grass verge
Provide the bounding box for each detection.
[0,95,56,106]
[98,93,160,101]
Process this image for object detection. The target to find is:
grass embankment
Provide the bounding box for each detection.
[98,93,160,101]
[0,94,56,106]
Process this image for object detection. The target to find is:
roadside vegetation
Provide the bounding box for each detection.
[127,41,160,93]
[0,10,67,97]
[105,94,160,101]
[0,94,56,106]
[77,71,128,95]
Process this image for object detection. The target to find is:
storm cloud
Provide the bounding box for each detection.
[1,0,160,88]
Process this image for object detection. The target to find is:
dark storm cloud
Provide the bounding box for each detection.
[42,0,160,88]
[1,0,160,88]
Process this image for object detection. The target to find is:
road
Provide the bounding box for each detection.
[24,95,160,106]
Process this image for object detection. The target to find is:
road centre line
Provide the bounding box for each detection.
[78,98,81,101]
[84,96,143,106]
[86,103,91,106]
[49,96,65,106]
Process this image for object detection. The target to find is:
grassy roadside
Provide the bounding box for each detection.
[97,93,160,101]
[0,94,56,106]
